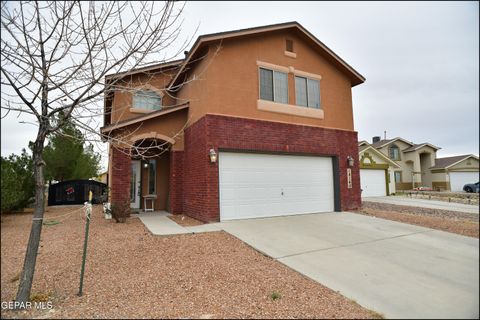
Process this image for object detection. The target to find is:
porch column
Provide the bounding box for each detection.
[110,147,131,206]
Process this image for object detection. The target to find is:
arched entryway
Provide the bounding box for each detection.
[128,133,173,212]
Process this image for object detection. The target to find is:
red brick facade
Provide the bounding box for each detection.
[110,115,361,222]
[181,114,361,222]
[110,147,131,206]
[168,151,184,214]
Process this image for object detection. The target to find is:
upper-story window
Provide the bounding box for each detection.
[295,76,320,108]
[259,67,288,104]
[389,144,400,160]
[133,90,162,111]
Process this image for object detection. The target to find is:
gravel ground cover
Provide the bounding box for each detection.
[1,205,381,319]
[167,214,204,227]
[356,201,479,238]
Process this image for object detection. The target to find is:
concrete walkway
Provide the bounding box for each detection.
[139,211,479,319]
[364,196,479,214]
[138,211,222,235]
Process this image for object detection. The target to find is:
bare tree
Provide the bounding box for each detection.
[0,0,192,304]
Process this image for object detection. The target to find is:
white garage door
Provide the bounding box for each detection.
[360,169,386,197]
[450,172,479,192]
[219,152,334,221]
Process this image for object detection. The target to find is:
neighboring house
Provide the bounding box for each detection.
[367,136,441,191]
[101,22,365,222]
[429,155,479,191]
[94,171,108,184]
[358,141,401,197]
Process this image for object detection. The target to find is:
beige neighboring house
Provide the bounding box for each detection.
[94,171,108,184]
[358,141,401,197]
[367,136,441,191]
[429,155,479,191]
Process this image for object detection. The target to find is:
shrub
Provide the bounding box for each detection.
[111,200,131,223]
[270,291,281,300]
[1,149,35,213]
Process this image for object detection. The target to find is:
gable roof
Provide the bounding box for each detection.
[371,137,414,149]
[359,145,401,168]
[403,143,441,152]
[430,154,479,169]
[169,21,365,89]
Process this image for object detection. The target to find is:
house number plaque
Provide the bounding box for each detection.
[347,168,352,189]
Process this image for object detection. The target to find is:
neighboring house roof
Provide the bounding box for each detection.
[430,154,479,169]
[101,103,189,134]
[403,143,441,152]
[169,21,365,88]
[358,140,370,147]
[371,137,414,149]
[359,145,401,168]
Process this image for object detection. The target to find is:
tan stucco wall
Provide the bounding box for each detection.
[110,68,178,124]
[359,149,396,194]
[113,109,188,151]
[378,140,414,183]
[449,157,479,171]
[177,30,356,131]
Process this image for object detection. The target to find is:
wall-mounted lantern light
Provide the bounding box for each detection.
[347,155,354,167]
[209,149,217,163]
[143,161,149,169]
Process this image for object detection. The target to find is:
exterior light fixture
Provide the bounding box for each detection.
[209,149,217,163]
[143,161,149,169]
[347,156,354,167]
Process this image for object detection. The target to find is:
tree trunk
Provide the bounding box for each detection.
[15,128,47,305]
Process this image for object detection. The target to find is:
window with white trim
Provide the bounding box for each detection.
[389,144,400,160]
[295,76,320,108]
[259,68,288,104]
[133,90,162,110]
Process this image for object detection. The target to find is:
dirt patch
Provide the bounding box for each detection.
[168,214,205,227]
[1,205,380,319]
[355,201,479,238]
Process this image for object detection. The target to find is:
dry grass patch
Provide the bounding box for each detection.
[356,201,479,238]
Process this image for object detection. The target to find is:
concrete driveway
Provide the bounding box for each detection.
[217,212,479,319]
[363,196,479,214]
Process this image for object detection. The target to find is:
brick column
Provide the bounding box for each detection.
[110,147,131,206]
[169,150,184,214]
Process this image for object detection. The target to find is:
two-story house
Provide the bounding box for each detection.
[361,137,441,191]
[101,22,365,222]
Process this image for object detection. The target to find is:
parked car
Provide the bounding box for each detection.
[463,182,479,193]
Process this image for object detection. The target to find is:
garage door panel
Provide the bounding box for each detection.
[450,172,479,192]
[360,169,387,197]
[219,152,334,221]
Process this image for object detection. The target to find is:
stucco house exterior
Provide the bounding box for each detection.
[101,22,365,222]
[364,137,441,191]
[358,141,400,197]
[429,155,479,191]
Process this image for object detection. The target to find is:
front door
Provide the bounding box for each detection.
[130,160,141,209]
